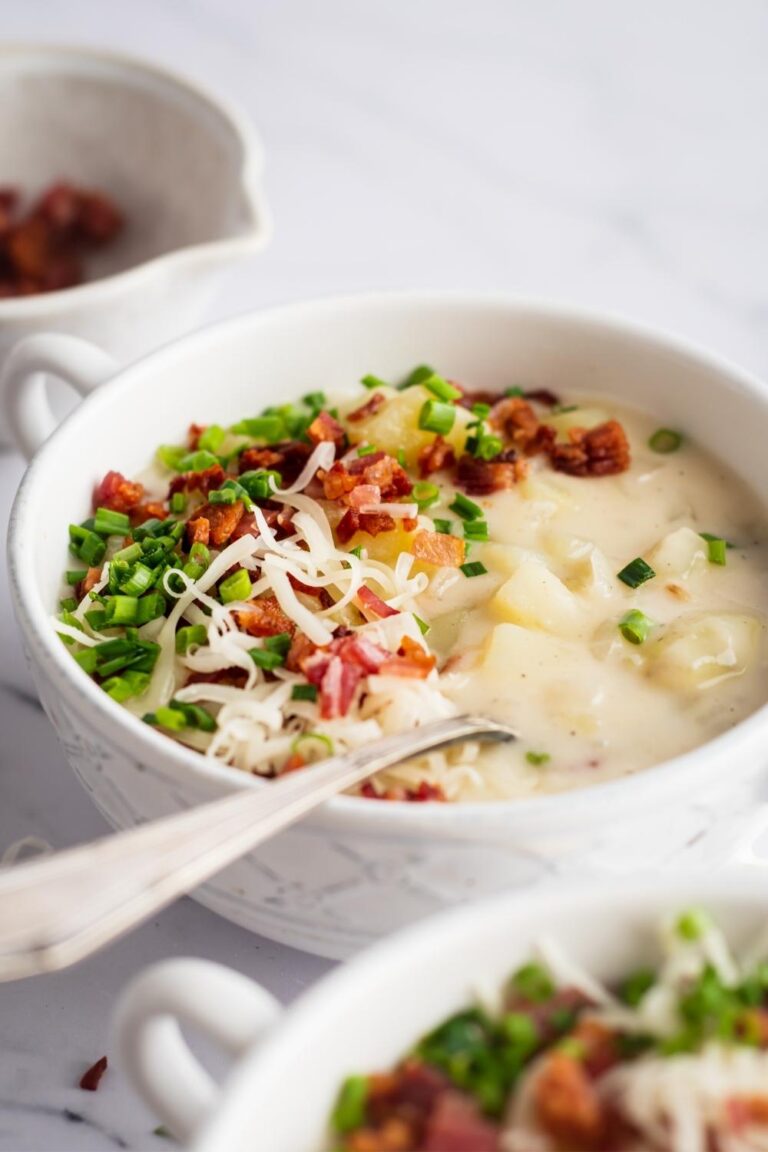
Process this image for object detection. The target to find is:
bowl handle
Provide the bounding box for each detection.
[113,958,281,1144]
[1,333,118,460]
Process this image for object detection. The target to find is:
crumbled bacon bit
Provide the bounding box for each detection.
[281,753,306,774]
[234,596,293,637]
[186,668,248,689]
[490,396,542,450]
[238,440,313,486]
[130,501,167,527]
[348,392,386,422]
[336,508,397,544]
[79,1056,108,1092]
[534,1052,604,1148]
[193,500,244,546]
[186,516,210,547]
[379,636,436,679]
[417,435,456,478]
[187,423,206,450]
[411,529,465,568]
[548,419,630,477]
[347,483,382,509]
[407,781,445,802]
[524,387,560,407]
[423,1090,499,1151]
[77,566,104,598]
[307,410,346,450]
[93,470,144,513]
[357,586,399,619]
[455,452,525,494]
[353,454,412,499]
[286,632,318,673]
[169,464,225,498]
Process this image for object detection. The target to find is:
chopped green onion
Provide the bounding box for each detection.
[68,525,106,566]
[66,568,88,586]
[621,969,655,1007]
[510,962,554,1003]
[219,569,252,604]
[460,561,487,578]
[526,750,550,766]
[113,542,143,564]
[302,391,326,411]
[60,596,78,612]
[168,699,217,733]
[136,592,166,626]
[119,563,156,597]
[361,374,388,390]
[700,534,727,565]
[449,492,483,521]
[74,648,99,675]
[175,625,208,653]
[505,386,524,398]
[412,481,440,510]
[197,424,226,453]
[177,449,220,473]
[471,402,491,419]
[396,449,407,468]
[239,470,282,501]
[94,506,132,537]
[399,364,435,390]
[190,542,211,567]
[414,615,430,636]
[133,519,168,540]
[208,488,237,505]
[102,670,151,703]
[102,596,139,626]
[84,608,108,631]
[150,706,188,732]
[231,415,285,442]
[677,908,710,941]
[467,429,503,461]
[432,518,453,535]
[349,545,363,559]
[290,731,334,759]
[552,404,578,415]
[331,1075,368,1133]
[463,519,489,542]
[156,445,187,471]
[291,683,318,702]
[423,374,462,403]
[265,632,292,659]
[619,609,655,645]
[418,399,456,436]
[616,557,656,588]
[356,443,378,457]
[170,492,187,515]
[649,428,683,454]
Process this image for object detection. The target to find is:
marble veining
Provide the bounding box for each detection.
[2,1,768,1147]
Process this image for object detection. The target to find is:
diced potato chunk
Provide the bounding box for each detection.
[344,523,418,565]
[346,385,472,466]
[647,612,761,691]
[492,558,582,636]
[648,527,708,581]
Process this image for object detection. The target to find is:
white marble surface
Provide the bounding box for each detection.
[2,1,768,1147]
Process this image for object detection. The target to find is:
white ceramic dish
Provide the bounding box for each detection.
[4,295,768,958]
[113,876,768,1149]
[0,43,270,444]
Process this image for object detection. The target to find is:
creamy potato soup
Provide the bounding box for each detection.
[56,369,768,802]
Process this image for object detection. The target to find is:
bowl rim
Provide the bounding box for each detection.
[191,872,768,1148]
[0,40,271,317]
[9,290,768,830]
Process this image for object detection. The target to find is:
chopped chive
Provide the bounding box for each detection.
[302,391,326,411]
[291,683,318,702]
[399,364,435,390]
[423,374,462,403]
[700,534,727,565]
[617,557,656,588]
[432,518,452,535]
[170,492,187,515]
[265,632,292,659]
[208,488,237,505]
[231,415,285,442]
[505,386,524,398]
[331,1075,369,1133]
[150,706,188,732]
[239,470,282,501]
[156,445,187,471]
[60,596,78,612]
[102,596,139,626]
[169,699,217,733]
[119,563,156,597]
[526,750,550,766]
[136,592,166,626]
[84,608,108,631]
[356,443,378,457]
[290,731,334,758]
[619,609,655,645]
[510,962,554,1002]
[471,402,491,419]
[177,449,220,473]
[66,569,88,586]
[677,909,710,941]
[418,399,456,436]
[197,424,226,453]
[113,542,143,564]
[649,428,683,454]
[412,481,440,510]
[74,648,99,675]
[349,545,364,559]
[463,519,489,542]
[449,492,483,521]
[360,374,388,390]
[460,561,487,578]
[414,615,430,636]
[468,430,503,461]
[219,569,252,604]
[133,519,169,540]
[68,525,106,566]
[621,969,655,1007]
[249,648,284,671]
[552,404,578,415]
[102,670,151,703]
[175,624,208,654]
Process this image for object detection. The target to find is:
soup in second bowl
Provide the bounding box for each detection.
[54,367,768,800]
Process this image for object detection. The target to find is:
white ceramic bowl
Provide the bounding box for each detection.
[4,296,768,958]
[0,43,270,443]
[113,876,768,1149]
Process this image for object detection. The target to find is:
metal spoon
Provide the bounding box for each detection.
[0,714,515,981]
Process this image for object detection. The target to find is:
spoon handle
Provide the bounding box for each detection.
[0,715,513,981]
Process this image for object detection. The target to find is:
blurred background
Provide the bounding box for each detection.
[2,2,767,1148]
